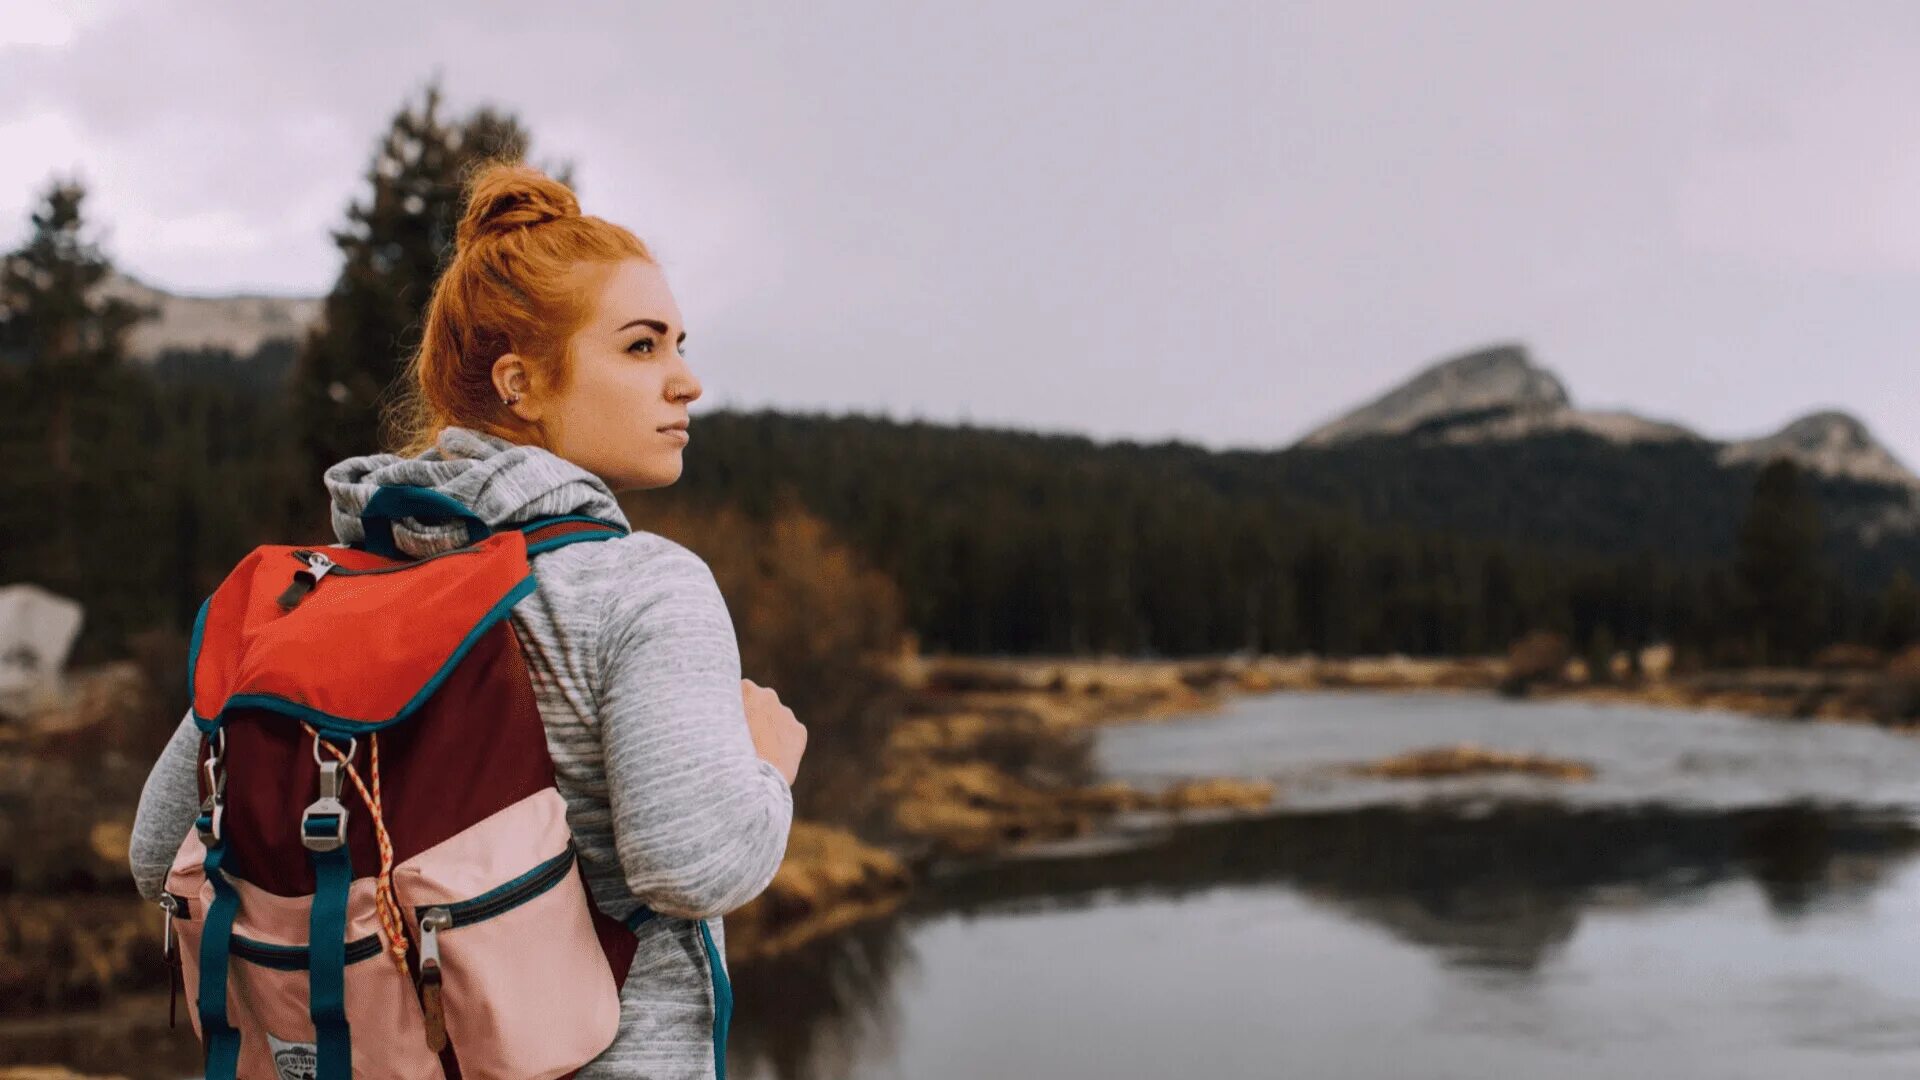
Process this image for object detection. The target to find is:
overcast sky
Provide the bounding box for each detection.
[5,1,1919,464]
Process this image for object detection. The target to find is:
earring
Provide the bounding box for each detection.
[501,391,521,406]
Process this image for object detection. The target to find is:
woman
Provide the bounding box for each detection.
[128,161,808,1079]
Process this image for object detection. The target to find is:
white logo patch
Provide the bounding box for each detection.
[267,1032,318,1080]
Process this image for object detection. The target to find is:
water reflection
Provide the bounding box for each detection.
[729,915,911,1080]
[916,801,1920,968]
[728,799,1920,1079]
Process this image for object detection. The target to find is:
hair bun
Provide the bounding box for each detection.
[456,161,580,249]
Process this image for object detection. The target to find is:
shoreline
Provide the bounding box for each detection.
[728,650,1918,961]
[7,650,1909,1070]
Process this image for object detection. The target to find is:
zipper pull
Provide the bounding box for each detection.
[418,907,452,1052]
[160,893,178,961]
[276,551,337,611]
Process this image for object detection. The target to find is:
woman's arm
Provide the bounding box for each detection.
[128,711,203,902]
[594,538,794,920]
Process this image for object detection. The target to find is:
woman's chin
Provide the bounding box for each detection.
[613,454,683,493]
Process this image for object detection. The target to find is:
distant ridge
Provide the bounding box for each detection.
[1720,411,1916,489]
[95,271,322,361]
[1297,342,1916,488]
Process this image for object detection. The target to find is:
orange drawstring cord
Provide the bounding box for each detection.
[303,724,411,980]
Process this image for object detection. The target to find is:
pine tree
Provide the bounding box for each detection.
[0,176,150,478]
[289,78,567,502]
[0,175,162,656]
[1733,459,1826,665]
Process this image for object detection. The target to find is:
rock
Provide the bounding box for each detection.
[0,585,86,720]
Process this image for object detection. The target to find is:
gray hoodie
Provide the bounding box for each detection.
[128,425,794,1079]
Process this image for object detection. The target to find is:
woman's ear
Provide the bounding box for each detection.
[491,354,541,421]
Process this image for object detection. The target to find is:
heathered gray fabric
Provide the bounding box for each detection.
[127,425,794,1079]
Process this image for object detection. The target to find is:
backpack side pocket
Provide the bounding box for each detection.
[164,832,211,1040]
[394,789,620,1080]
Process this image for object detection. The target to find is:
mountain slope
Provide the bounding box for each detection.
[1299,343,1917,489]
[1721,411,1916,489]
[96,271,322,361]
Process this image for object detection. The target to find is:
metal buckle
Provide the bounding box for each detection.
[300,758,350,853]
[197,736,228,845]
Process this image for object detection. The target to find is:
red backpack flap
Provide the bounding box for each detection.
[188,531,536,739]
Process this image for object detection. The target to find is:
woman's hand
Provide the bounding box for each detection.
[741,678,807,786]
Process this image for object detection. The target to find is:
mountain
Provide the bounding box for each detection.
[1299,344,1699,450]
[1298,343,1918,489]
[97,271,322,361]
[1720,411,1917,489]
[1299,344,1569,446]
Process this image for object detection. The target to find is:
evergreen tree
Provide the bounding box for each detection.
[290,78,566,505]
[0,177,150,478]
[1733,459,1826,665]
[0,175,161,657]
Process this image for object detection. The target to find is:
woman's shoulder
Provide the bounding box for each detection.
[532,527,724,610]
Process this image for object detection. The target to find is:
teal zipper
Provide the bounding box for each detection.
[411,845,577,930]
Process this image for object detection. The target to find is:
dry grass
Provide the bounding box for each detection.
[1350,744,1596,782]
[723,821,913,965]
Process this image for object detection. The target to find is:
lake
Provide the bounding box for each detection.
[13,690,1920,1079]
[730,691,1920,1080]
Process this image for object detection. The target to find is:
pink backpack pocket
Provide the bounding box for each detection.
[166,831,446,1078]
[392,788,620,1080]
[220,874,444,1080]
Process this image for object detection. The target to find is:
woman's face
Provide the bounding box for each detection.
[496,257,701,493]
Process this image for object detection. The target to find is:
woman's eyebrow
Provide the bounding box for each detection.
[616,317,687,342]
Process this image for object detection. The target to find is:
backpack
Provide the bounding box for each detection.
[157,486,681,1080]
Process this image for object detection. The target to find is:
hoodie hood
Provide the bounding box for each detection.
[324,426,629,558]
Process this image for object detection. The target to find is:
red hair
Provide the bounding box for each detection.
[387,160,653,456]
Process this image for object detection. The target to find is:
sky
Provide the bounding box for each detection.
[4,1,1919,464]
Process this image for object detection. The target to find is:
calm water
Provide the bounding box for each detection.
[730,692,1920,1080]
[15,692,1920,1079]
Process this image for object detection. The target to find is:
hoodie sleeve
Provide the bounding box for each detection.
[593,538,794,920]
[129,710,204,903]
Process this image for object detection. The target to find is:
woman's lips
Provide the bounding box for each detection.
[659,427,690,444]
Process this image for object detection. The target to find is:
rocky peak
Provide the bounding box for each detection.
[1298,343,1572,447]
[1719,410,1918,488]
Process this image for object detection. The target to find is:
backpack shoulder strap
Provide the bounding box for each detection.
[519,515,629,555]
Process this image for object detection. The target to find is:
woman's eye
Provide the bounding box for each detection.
[629,338,654,354]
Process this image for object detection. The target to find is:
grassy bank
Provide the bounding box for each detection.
[9,643,1905,1062]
